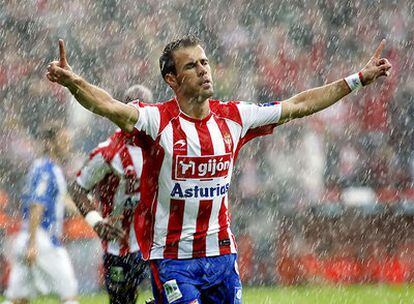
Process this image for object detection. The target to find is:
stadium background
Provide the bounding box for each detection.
[0,0,413,302]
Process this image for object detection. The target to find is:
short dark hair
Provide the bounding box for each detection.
[159,35,201,79]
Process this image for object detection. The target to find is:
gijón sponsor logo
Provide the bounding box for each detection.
[174,154,231,180]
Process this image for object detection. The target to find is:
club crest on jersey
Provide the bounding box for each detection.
[174,153,231,180]
[223,134,232,150]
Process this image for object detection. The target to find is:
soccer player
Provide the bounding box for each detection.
[3,124,78,304]
[69,84,153,304]
[46,36,391,303]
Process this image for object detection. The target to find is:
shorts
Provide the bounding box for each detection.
[103,251,149,304]
[150,254,242,304]
[5,229,78,300]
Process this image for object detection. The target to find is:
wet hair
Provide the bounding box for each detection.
[159,35,202,79]
[123,84,154,103]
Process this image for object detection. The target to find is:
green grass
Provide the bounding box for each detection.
[2,285,414,303]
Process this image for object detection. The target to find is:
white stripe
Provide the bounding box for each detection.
[128,146,143,178]
[177,199,198,258]
[152,124,174,253]
[205,196,221,255]
[110,154,124,175]
[207,118,226,155]
[179,117,201,156]
[76,153,110,191]
[129,221,140,253]
[134,105,161,140]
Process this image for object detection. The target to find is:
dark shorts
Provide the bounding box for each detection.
[104,251,149,304]
[150,254,242,304]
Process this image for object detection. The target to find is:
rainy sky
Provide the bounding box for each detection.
[0,0,413,285]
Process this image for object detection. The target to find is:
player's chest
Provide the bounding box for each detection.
[159,118,236,180]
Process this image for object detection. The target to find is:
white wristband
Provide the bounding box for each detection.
[344,72,364,91]
[85,210,103,228]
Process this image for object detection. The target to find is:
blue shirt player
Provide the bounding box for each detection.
[3,125,79,304]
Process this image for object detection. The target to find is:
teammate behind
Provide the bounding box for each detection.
[47,36,391,303]
[69,84,153,304]
[3,123,78,304]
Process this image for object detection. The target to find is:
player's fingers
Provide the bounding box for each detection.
[378,58,387,65]
[378,62,392,71]
[373,39,385,59]
[46,73,56,82]
[59,39,67,65]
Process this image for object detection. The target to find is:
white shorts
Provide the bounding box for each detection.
[5,229,78,300]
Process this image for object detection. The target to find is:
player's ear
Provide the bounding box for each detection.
[164,73,178,90]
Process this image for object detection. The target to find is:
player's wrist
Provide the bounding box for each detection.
[85,210,103,228]
[344,72,364,91]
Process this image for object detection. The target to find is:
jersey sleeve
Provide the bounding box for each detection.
[25,163,55,206]
[236,101,282,137]
[76,150,112,191]
[129,101,160,140]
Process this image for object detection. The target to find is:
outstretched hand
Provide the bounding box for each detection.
[46,39,74,86]
[359,39,392,86]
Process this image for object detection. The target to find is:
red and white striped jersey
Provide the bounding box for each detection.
[76,130,146,256]
[132,98,282,260]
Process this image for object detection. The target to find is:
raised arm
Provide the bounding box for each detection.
[46,40,138,132]
[278,40,392,124]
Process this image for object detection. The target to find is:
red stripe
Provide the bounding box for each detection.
[97,174,120,253]
[192,200,213,256]
[218,196,231,255]
[195,119,214,155]
[192,121,215,256]
[150,261,164,303]
[164,199,185,258]
[358,71,364,86]
[134,140,164,260]
[214,117,234,154]
[120,208,133,256]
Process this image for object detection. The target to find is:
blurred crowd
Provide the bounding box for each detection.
[0,0,413,286]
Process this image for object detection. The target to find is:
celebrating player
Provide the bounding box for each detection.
[69,85,153,304]
[3,124,78,304]
[47,36,391,303]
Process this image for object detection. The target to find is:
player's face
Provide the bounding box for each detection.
[172,45,214,102]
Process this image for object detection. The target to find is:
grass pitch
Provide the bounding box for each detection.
[2,285,414,303]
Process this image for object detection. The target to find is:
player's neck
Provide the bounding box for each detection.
[176,96,210,120]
